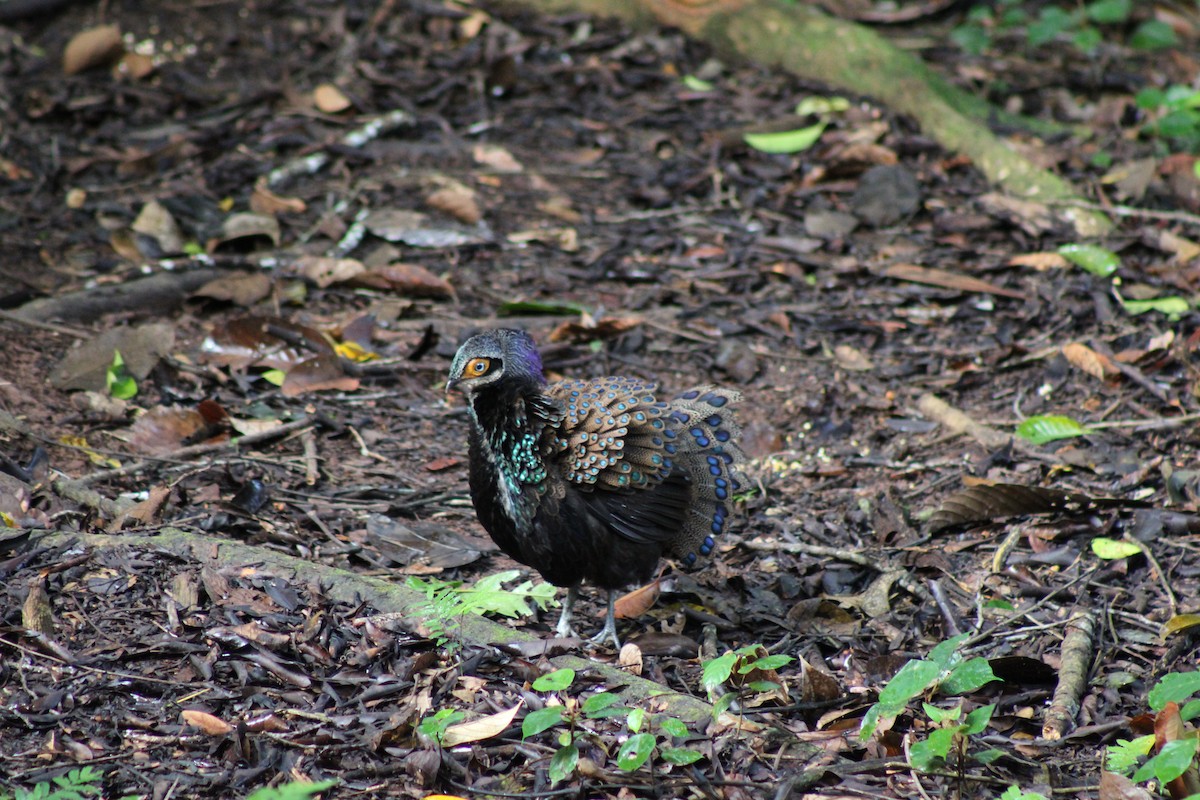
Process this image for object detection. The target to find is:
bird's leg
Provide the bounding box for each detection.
[555,585,580,638]
[588,589,622,649]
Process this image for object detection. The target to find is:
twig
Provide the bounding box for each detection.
[73,416,318,486]
[741,537,934,605]
[1048,198,1200,228]
[1042,612,1097,740]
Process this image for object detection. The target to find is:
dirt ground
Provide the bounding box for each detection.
[2,1,1199,798]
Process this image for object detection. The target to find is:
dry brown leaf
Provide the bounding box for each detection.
[281,354,360,397]
[613,579,659,620]
[132,200,185,255]
[426,184,482,224]
[22,580,54,636]
[115,51,155,80]
[63,25,123,75]
[349,262,454,298]
[107,485,172,532]
[473,144,523,173]
[885,263,1025,299]
[181,710,233,736]
[549,315,641,343]
[193,272,273,307]
[251,182,307,215]
[507,226,578,252]
[294,255,365,288]
[833,344,873,372]
[1008,252,1069,271]
[127,406,209,454]
[313,83,352,113]
[618,643,644,675]
[209,212,281,252]
[1062,342,1120,381]
[440,702,523,747]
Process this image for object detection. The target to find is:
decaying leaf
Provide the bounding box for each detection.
[614,580,659,621]
[548,315,641,342]
[364,209,492,248]
[426,183,482,224]
[192,272,274,307]
[199,316,328,370]
[1062,342,1120,381]
[132,200,185,255]
[473,144,524,173]
[280,354,359,397]
[365,514,485,570]
[50,323,176,391]
[293,256,365,288]
[209,212,281,252]
[349,262,455,299]
[181,709,234,736]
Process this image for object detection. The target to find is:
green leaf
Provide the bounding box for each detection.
[745,654,794,671]
[1016,414,1091,445]
[794,96,849,116]
[701,652,737,691]
[973,747,1006,764]
[928,633,970,669]
[743,121,827,154]
[581,692,623,717]
[942,658,1000,695]
[985,598,1015,611]
[1071,26,1102,52]
[626,707,646,732]
[1131,19,1177,50]
[962,704,995,735]
[1107,735,1155,772]
[1132,737,1199,784]
[108,374,138,400]
[923,703,961,724]
[950,24,991,56]
[1149,672,1200,711]
[659,717,690,738]
[909,728,956,771]
[711,692,737,720]
[1135,87,1167,110]
[548,743,579,785]
[616,733,656,771]
[1057,243,1120,277]
[262,369,287,386]
[880,660,943,707]
[1092,537,1142,560]
[533,668,575,692]
[1120,295,1190,320]
[660,746,704,765]
[1001,786,1050,800]
[681,75,714,92]
[521,706,565,739]
[1085,0,1130,24]
[1026,6,1076,47]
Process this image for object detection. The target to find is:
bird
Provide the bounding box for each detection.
[446,328,747,647]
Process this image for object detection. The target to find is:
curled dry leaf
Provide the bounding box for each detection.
[426,184,482,224]
[63,24,124,75]
[549,315,641,343]
[1062,341,1120,381]
[472,144,523,173]
[349,262,454,299]
[181,709,233,736]
[251,181,307,215]
[313,82,352,113]
[127,406,213,455]
[132,200,185,255]
[115,51,155,80]
[209,212,281,252]
[614,579,659,620]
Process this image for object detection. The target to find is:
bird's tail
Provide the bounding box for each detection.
[662,386,748,565]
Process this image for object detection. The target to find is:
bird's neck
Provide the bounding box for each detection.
[468,383,552,494]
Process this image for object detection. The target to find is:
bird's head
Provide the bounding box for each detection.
[447,328,545,397]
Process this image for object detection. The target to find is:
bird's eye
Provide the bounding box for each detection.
[465,357,492,376]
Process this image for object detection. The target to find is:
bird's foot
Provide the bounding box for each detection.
[555,586,579,638]
[588,590,622,649]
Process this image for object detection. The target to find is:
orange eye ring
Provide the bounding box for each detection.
[464,357,492,377]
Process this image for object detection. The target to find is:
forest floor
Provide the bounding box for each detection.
[2,1,1200,798]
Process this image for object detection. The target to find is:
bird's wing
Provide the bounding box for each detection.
[543,377,678,490]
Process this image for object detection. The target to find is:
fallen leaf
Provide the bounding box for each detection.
[473,144,523,173]
[132,200,185,255]
[1008,251,1069,271]
[614,580,659,620]
[440,702,523,746]
[884,263,1025,299]
[181,710,233,736]
[293,256,365,288]
[192,272,274,307]
[426,184,482,224]
[209,212,281,252]
[313,83,352,113]
[63,24,123,75]
[1062,342,1120,381]
[349,263,455,299]
[280,354,359,397]
[251,181,306,215]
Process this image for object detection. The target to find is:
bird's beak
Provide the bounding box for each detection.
[445,376,460,394]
